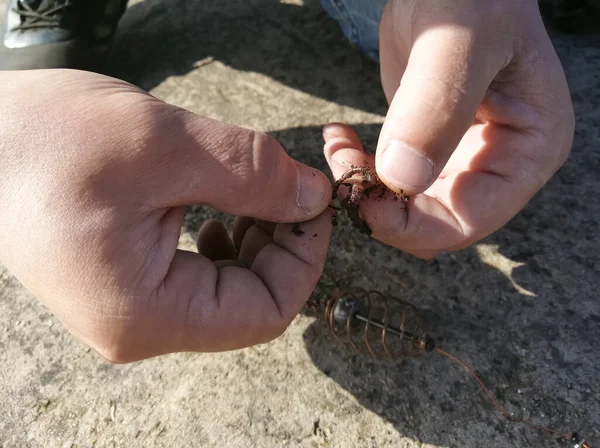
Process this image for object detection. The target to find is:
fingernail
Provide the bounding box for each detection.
[296,164,328,214]
[380,140,434,190]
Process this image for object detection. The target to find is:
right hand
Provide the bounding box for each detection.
[325,0,573,259]
[0,70,333,363]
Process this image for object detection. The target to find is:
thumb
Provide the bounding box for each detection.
[147,109,332,222]
[375,26,506,195]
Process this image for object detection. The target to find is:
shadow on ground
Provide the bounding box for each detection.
[107,0,387,116]
[106,1,600,446]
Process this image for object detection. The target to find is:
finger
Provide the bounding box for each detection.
[250,211,333,322]
[106,211,334,361]
[232,218,274,255]
[423,123,555,238]
[322,122,364,148]
[254,220,276,236]
[376,11,512,196]
[237,224,273,267]
[233,217,255,251]
[323,128,372,215]
[324,128,464,255]
[325,121,558,256]
[406,249,441,260]
[146,110,332,222]
[196,219,236,261]
[214,260,247,269]
[323,124,369,178]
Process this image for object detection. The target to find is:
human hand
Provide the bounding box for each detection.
[325,0,574,258]
[0,70,332,362]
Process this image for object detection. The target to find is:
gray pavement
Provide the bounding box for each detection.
[1,1,599,447]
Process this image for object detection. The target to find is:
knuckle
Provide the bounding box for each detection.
[557,107,575,167]
[261,318,291,343]
[246,313,289,346]
[219,131,286,192]
[262,297,312,344]
[417,250,440,260]
[218,130,256,182]
[84,323,138,364]
[520,126,571,186]
[95,339,136,364]
[248,132,287,189]
[472,0,522,29]
[483,0,511,18]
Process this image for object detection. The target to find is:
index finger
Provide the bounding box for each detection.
[324,124,463,257]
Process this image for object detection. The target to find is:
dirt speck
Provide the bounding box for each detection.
[291,224,305,237]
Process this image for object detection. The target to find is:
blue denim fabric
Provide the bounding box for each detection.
[320,0,386,63]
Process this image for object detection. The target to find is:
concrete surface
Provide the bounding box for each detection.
[1,1,599,447]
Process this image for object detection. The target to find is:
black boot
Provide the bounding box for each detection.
[0,0,128,71]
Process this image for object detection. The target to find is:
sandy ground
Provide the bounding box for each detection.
[1,1,599,447]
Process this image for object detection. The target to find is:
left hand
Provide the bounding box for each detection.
[324,0,574,258]
[0,70,333,363]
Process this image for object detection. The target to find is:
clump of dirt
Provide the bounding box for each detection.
[291,223,305,237]
[330,166,409,235]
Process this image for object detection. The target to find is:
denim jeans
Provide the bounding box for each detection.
[320,0,387,63]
